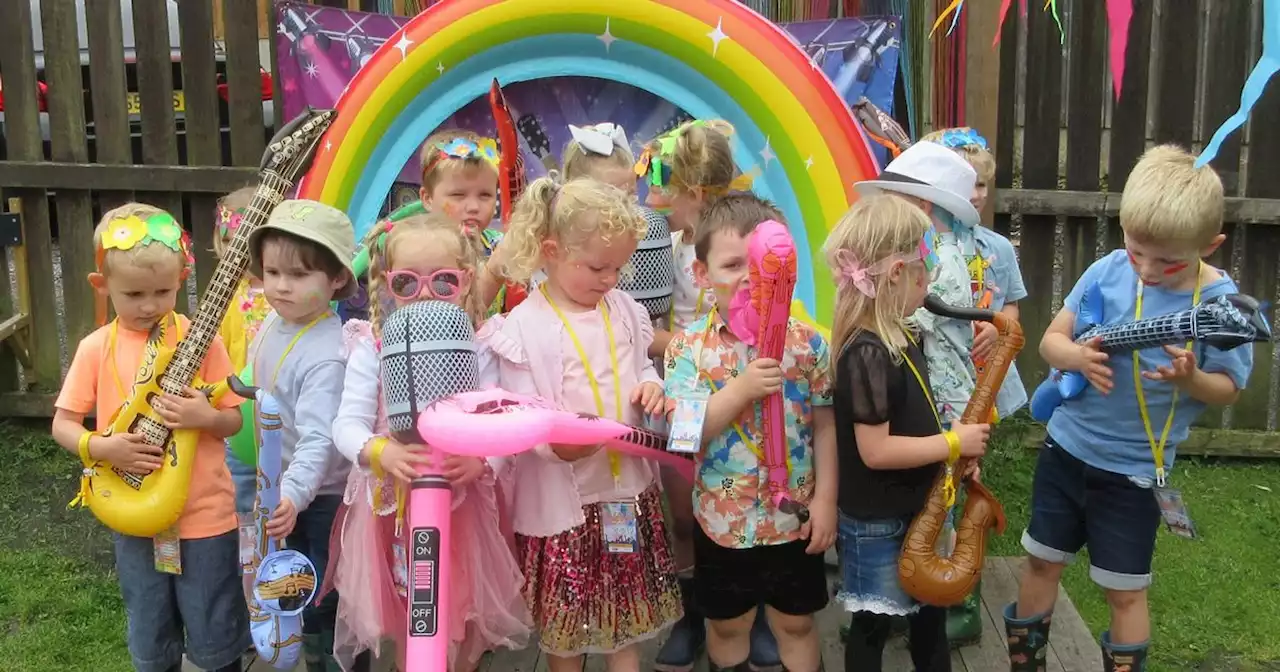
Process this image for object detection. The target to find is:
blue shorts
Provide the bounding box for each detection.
[115,530,250,672]
[835,512,919,616]
[1022,437,1161,591]
[224,440,257,514]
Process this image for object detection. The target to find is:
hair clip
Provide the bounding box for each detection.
[938,128,988,151]
[435,137,501,168]
[217,205,245,240]
[569,123,630,156]
[96,213,192,270]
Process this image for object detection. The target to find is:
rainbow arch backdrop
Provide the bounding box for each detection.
[298,0,880,325]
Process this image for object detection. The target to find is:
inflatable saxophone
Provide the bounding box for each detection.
[897,294,1023,607]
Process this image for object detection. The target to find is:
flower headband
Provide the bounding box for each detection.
[425,137,501,176]
[95,212,194,271]
[569,123,630,157]
[936,127,989,151]
[217,205,245,241]
[833,229,939,298]
[633,121,754,192]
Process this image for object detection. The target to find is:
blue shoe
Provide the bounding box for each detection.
[748,607,782,672]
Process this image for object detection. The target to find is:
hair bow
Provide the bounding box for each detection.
[217,205,244,240]
[569,123,630,156]
[96,212,193,271]
[833,249,880,298]
[938,127,989,150]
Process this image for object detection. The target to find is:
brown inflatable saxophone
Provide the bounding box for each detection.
[897,294,1024,607]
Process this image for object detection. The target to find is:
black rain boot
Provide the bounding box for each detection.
[1003,603,1051,672]
[654,576,707,671]
[1101,630,1148,672]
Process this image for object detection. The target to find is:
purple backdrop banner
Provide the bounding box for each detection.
[275,2,900,203]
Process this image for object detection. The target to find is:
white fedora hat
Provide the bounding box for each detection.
[854,141,980,228]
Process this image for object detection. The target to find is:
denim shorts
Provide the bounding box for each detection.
[1023,437,1161,591]
[224,440,257,514]
[115,530,251,672]
[835,512,919,616]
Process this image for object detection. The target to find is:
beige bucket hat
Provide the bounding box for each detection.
[248,199,358,300]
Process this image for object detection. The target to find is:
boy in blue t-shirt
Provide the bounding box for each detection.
[1005,145,1254,671]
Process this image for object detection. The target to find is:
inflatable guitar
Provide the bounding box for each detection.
[1029,291,1273,422]
[726,220,808,521]
[74,109,335,538]
[489,78,530,312]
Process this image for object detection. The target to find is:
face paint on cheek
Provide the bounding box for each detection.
[440,202,461,220]
[1127,251,1138,267]
[1163,262,1190,276]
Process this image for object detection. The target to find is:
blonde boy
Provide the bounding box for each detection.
[1008,146,1253,671]
[51,203,249,672]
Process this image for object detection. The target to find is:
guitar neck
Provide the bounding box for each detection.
[1083,311,1195,353]
[160,172,290,393]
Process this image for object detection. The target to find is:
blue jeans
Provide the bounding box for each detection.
[224,440,257,514]
[287,494,342,635]
[835,512,919,616]
[115,530,251,672]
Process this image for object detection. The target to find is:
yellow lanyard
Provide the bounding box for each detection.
[902,333,945,432]
[256,311,331,392]
[540,286,624,483]
[1132,264,1202,487]
[692,308,768,464]
[107,313,182,402]
[668,289,707,332]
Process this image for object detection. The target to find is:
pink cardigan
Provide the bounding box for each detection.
[481,289,663,538]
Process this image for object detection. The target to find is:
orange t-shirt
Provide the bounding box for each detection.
[55,315,241,539]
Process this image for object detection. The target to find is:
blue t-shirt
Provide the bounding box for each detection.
[1047,250,1254,479]
[971,226,1029,417]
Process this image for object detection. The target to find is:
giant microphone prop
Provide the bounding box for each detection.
[616,206,676,321]
[380,300,481,672]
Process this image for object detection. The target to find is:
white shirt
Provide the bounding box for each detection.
[667,231,714,331]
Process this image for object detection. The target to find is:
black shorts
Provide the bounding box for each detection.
[692,521,829,620]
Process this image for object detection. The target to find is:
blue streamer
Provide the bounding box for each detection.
[1197,0,1280,168]
[947,0,965,36]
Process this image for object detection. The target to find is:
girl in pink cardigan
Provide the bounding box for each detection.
[484,175,682,671]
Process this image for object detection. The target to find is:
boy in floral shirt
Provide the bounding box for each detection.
[664,194,837,672]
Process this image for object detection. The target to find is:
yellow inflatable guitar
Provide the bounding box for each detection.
[76,109,336,538]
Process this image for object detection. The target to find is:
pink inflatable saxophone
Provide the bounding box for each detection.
[726,220,808,521]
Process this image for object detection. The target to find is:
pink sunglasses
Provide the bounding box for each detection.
[386,268,470,301]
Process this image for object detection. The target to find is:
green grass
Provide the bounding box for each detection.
[983,420,1280,671]
[1,419,1278,670]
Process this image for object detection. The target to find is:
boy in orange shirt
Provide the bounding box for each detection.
[51,203,250,672]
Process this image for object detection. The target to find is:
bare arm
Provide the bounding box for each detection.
[650,328,675,359]
[51,409,91,456]
[811,406,837,503]
[1000,302,1020,321]
[702,382,752,441]
[205,407,243,439]
[1039,308,1085,370]
[853,421,949,470]
[1176,370,1240,406]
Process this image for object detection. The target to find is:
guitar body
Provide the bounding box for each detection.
[88,342,232,538]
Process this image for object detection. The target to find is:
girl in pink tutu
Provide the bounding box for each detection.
[484,175,682,672]
[325,211,530,671]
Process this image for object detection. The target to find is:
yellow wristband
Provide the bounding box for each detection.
[943,430,961,464]
[77,431,95,465]
[366,436,389,479]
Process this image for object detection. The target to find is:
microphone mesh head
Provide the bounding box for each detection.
[380,301,479,438]
[617,206,675,320]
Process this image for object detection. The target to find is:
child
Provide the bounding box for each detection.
[563,122,636,195]
[637,119,778,672]
[823,194,990,671]
[52,203,249,672]
[921,127,1030,644]
[246,199,357,671]
[663,194,838,672]
[327,212,530,672]
[1007,146,1253,671]
[488,175,680,671]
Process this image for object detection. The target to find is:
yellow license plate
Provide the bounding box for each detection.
[125,91,186,115]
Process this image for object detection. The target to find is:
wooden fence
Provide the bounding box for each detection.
[1,1,1277,453]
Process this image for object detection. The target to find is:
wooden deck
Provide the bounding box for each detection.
[226,557,1101,672]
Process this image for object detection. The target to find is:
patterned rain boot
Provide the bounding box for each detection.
[1003,603,1051,672]
[947,579,984,647]
[1101,631,1148,672]
[654,577,706,671]
[748,606,783,672]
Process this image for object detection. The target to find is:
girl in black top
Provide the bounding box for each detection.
[822,195,990,671]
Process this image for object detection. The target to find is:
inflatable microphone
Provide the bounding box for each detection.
[380,300,480,672]
[615,206,676,321]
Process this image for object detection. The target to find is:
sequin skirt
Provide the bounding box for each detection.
[516,485,683,656]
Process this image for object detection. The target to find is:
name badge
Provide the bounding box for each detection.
[1153,487,1199,540]
[154,526,183,574]
[601,501,639,554]
[238,513,257,575]
[668,390,710,455]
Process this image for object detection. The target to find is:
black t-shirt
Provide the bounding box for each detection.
[834,331,942,519]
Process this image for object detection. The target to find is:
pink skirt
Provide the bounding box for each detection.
[324,470,531,671]
[517,485,683,656]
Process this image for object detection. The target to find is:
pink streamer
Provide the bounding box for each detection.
[1107,0,1135,101]
[993,0,1027,46]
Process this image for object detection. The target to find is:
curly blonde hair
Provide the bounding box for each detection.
[419,128,500,195]
[213,186,257,258]
[501,174,647,284]
[824,194,933,378]
[94,202,188,274]
[361,212,489,340]
[643,119,738,197]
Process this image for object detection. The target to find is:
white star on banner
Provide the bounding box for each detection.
[708,18,728,57]
[437,62,446,75]
[393,34,413,60]
[598,19,618,52]
[804,155,814,170]
[305,62,319,78]
[760,137,776,166]
[325,140,332,152]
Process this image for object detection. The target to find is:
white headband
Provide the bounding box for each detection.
[568,122,630,157]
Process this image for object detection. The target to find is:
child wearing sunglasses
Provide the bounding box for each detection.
[325,211,530,672]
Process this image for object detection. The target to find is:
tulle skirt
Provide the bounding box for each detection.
[324,470,531,671]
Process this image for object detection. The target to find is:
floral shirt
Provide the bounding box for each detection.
[663,311,833,549]
[909,230,978,424]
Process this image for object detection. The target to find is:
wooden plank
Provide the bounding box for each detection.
[39,0,98,349]
[222,0,267,165]
[85,0,135,212]
[1015,5,1064,389]
[992,4,1020,240]
[1062,0,1107,282]
[178,0,224,296]
[980,557,1066,672]
[0,1,62,390]
[1107,0,1155,252]
[958,576,1015,672]
[0,162,261,192]
[1151,0,1199,148]
[1201,2,1252,195]
[994,189,1280,223]
[965,0,1003,226]
[0,206,25,392]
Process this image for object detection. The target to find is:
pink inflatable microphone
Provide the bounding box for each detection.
[727,220,807,522]
[381,300,480,672]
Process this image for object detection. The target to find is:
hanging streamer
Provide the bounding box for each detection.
[1044,0,1064,44]
[1197,0,1280,167]
[1106,0,1134,101]
[930,0,963,39]
[993,0,1027,46]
